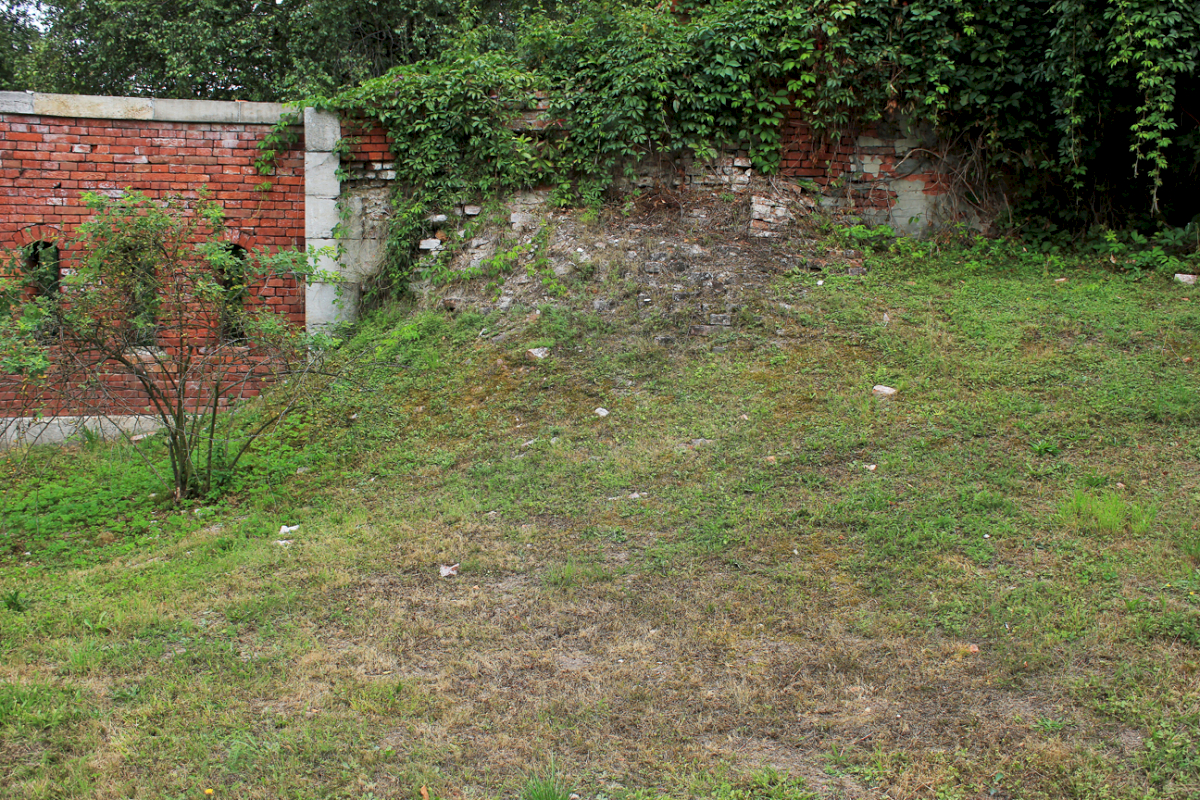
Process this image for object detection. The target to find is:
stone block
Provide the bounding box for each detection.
[153,98,252,123]
[306,279,358,333]
[306,238,340,277]
[304,107,341,152]
[305,196,340,240]
[239,102,291,125]
[304,151,341,198]
[0,92,34,114]
[34,93,152,120]
[1175,273,1197,285]
[419,238,444,251]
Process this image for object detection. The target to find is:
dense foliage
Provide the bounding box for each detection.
[6,2,1200,233]
[8,0,559,99]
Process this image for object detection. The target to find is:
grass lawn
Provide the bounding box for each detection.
[2,214,1198,800]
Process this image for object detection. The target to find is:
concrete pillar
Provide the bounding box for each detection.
[303,108,355,333]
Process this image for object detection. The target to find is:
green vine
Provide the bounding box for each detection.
[253,1,1200,302]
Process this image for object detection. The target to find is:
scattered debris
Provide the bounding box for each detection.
[275,540,292,547]
[440,563,460,578]
[279,524,300,535]
[526,347,551,361]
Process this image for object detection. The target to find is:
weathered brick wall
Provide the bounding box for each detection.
[0,96,306,418]
[779,108,950,230]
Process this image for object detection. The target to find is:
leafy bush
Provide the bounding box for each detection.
[0,191,322,501]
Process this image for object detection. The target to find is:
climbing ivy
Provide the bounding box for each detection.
[259,0,1200,297]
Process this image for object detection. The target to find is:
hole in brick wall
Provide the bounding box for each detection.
[24,241,61,338]
[217,244,249,343]
[25,241,61,297]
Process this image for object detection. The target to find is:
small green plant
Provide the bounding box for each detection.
[1060,490,1157,537]
[843,224,896,251]
[3,589,29,613]
[544,559,580,589]
[522,762,570,800]
[1034,717,1069,733]
[1030,438,1061,457]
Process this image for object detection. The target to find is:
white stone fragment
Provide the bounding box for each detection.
[419,238,443,251]
[872,385,898,398]
[1175,273,1197,285]
[594,407,609,417]
[526,347,551,361]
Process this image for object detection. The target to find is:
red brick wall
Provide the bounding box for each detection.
[0,113,307,418]
[341,118,392,170]
[779,108,949,211]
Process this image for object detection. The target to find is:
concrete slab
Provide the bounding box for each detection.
[238,102,291,125]
[1,415,161,448]
[153,98,242,123]
[0,92,34,114]
[34,93,153,120]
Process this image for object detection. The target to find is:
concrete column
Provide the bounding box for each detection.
[303,108,356,333]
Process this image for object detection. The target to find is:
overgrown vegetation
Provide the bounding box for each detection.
[9,2,1199,291]
[2,211,1197,797]
[0,191,322,501]
[246,1,1200,299]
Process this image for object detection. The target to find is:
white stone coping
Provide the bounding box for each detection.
[0,91,289,125]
